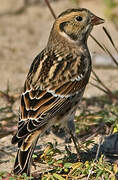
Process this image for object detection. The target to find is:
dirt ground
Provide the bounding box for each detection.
[0,0,118,177]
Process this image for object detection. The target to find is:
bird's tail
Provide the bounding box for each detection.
[13,135,39,176]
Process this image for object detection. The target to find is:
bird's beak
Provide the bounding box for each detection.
[91,15,104,25]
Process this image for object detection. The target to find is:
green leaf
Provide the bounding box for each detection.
[9,178,16,180]
[42,177,48,180]
[50,176,55,180]
[57,160,63,164]
[96,170,103,179]
[64,162,72,168]
[32,154,37,158]
[53,173,65,180]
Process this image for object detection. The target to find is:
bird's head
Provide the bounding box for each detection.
[48,8,104,44]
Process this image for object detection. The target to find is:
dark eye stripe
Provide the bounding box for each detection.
[59,22,67,32]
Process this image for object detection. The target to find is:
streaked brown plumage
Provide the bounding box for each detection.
[12,8,104,176]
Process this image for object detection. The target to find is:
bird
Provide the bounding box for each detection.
[11,8,104,176]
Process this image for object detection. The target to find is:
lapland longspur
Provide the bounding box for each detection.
[12,8,104,176]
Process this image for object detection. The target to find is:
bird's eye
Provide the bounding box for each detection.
[76,16,83,22]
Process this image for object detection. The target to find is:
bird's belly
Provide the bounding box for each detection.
[53,90,84,128]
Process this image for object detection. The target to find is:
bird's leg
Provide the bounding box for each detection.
[69,129,81,160]
[67,120,81,160]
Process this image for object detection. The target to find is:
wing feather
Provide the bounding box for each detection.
[12,49,91,144]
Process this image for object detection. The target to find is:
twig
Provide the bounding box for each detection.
[92,70,111,94]
[91,28,118,67]
[103,44,118,66]
[44,0,56,19]
[90,34,106,52]
[90,82,109,95]
[90,33,118,101]
[110,111,118,118]
[103,26,118,54]
[91,70,118,100]
[90,31,118,100]
[95,136,104,161]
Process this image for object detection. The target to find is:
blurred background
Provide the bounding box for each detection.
[0,0,118,177]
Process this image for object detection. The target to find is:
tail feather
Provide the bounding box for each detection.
[13,138,38,176]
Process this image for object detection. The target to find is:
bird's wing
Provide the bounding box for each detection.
[12,49,91,144]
